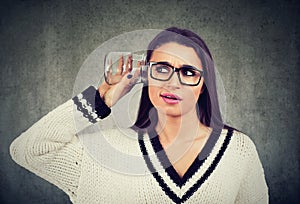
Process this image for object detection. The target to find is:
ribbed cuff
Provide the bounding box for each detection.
[95,89,111,119]
[72,86,111,123]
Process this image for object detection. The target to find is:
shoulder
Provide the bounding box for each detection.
[224,127,257,147]
[221,128,265,175]
[223,128,260,159]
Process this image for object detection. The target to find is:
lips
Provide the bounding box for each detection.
[160,93,182,104]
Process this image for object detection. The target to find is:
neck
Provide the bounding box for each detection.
[155,109,208,146]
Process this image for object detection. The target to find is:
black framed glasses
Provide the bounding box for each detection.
[149,61,204,86]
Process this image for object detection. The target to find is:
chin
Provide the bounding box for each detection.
[156,106,184,117]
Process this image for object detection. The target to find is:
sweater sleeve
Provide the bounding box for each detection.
[9,86,106,201]
[235,134,269,204]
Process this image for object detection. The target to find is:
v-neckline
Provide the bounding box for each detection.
[138,127,234,203]
[150,133,206,187]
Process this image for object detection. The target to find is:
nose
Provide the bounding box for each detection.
[166,72,181,89]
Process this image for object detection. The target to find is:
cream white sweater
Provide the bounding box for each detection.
[10,86,268,204]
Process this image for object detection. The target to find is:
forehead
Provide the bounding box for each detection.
[150,42,202,68]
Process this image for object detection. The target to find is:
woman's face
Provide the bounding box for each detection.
[148,42,204,118]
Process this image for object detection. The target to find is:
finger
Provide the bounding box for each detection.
[106,59,113,84]
[125,54,133,74]
[133,66,141,82]
[125,60,140,80]
[132,61,142,81]
[117,55,124,75]
[124,61,142,86]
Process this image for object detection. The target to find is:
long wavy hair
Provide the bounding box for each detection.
[132,27,224,133]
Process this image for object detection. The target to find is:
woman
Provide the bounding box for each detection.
[10,27,268,203]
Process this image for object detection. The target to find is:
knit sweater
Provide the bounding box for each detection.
[10,86,268,204]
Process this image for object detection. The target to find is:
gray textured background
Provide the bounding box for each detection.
[1,0,299,203]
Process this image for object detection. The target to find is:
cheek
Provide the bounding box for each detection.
[147,76,164,103]
[181,89,200,105]
[184,83,203,103]
[148,84,160,105]
[193,87,202,101]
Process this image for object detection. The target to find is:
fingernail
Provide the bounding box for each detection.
[127,74,133,79]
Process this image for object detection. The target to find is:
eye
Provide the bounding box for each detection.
[155,65,171,74]
[181,67,197,77]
